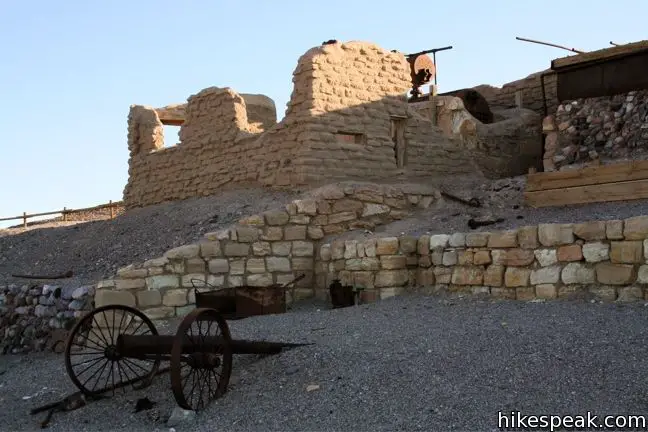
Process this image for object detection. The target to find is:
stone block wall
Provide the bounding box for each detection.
[94,182,439,320]
[473,71,558,118]
[316,216,648,303]
[542,90,648,171]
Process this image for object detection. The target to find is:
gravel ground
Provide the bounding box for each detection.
[0,187,300,289]
[3,294,648,431]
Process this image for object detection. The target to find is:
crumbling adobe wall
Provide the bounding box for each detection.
[473,71,558,117]
[123,88,278,208]
[255,41,479,187]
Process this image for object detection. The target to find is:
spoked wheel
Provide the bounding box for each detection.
[64,305,161,396]
[170,308,233,411]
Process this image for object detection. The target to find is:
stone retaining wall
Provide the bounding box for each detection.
[95,183,439,320]
[317,217,648,302]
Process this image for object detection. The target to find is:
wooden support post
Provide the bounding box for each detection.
[515,91,523,108]
[63,207,67,222]
[429,84,438,126]
[109,200,114,219]
[23,212,27,229]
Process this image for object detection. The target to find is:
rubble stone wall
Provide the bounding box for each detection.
[95,183,440,320]
[542,90,648,171]
[317,216,648,303]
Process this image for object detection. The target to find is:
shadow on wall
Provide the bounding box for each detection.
[123,41,543,210]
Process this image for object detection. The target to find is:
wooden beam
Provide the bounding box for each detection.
[551,40,648,70]
[526,160,648,192]
[525,178,648,208]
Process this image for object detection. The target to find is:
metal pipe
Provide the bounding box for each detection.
[516,37,586,54]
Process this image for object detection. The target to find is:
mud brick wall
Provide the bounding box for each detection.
[94,183,439,320]
[474,71,558,118]
[542,90,648,171]
[317,216,648,303]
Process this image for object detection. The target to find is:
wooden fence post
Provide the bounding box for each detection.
[63,207,67,222]
[23,212,27,229]
[109,200,114,219]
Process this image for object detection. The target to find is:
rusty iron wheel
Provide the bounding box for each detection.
[170,308,233,411]
[64,305,161,396]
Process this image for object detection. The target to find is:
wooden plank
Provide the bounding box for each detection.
[526,160,648,192]
[552,40,648,70]
[524,178,648,208]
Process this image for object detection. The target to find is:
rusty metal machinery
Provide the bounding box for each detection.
[401,46,453,101]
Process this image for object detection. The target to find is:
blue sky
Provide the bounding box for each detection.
[0,0,645,227]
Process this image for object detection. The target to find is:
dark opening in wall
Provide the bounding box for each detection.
[390,116,407,168]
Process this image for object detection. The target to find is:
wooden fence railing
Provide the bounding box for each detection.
[0,200,124,229]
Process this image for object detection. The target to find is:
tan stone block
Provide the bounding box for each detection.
[473,250,491,265]
[164,244,200,260]
[272,241,292,256]
[465,232,489,247]
[235,226,260,243]
[186,258,206,273]
[294,199,318,215]
[431,251,443,266]
[319,244,332,261]
[442,251,458,266]
[261,226,283,241]
[227,275,243,287]
[311,214,328,225]
[375,270,410,287]
[595,262,636,285]
[208,259,229,273]
[143,257,169,268]
[490,250,507,265]
[316,199,332,214]
[419,256,432,268]
[538,223,574,246]
[487,230,518,248]
[417,235,430,255]
[610,241,643,263]
[364,239,377,257]
[328,212,356,224]
[433,267,452,284]
[556,244,583,262]
[490,288,516,299]
[582,242,609,263]
[114,279,146,290]
[534,249,557,267]
[137,290,162,308]
[429,234,450,249]
[617,286,643,302]
[516,287,535,301]
[289,215,310,225]
[332,199,363,213]
[451,266,484,285]
[117,266,148,279]
[266,257,291,272]
[417,268,435,286]
[624,216,648,240]
[284,225,307,240]
[343,240,358,259]
[224,242,250,257]
[252,241,272,256]
[530,265,561,285]
[360,258,381,271]
[293,241,314,257]
[346,259,363,271]
[637,265,648,284]
[504,267,530,287]
[95,290,136,308]
[561,263,595,284]
[238,214,265,226]
[606,220,623,240]
[380,255,407,270]
[457,251,474,265]
[505,249,535,266]
[264,210,290,225]
[206,275,225,287]
[246,258,266,273]
[147,267,164,276]
[471,286,490,296]
[483,265,504,287]
[307,226,324,240]
[536,284,557,299]
[448,233,466,247]
[399,236,418,254]
[376,237,399,255]
[181,274,204,288]
[146,275,180,290]
[246,273,273,286]
[589,286,616,302]
[293,258,314,271]
[517,226,539,249]
[163,289,188,307]
[285,202,297,216]
[229,259,245,275]
[165,260,185,274]
[353,271,375,289]
[362,203,390,217]
[573,221,606,241]
[143,307,175,320]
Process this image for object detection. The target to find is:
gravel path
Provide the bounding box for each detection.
[0,188,300,289]
[3,294,648,431]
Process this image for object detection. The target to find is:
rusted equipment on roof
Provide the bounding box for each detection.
[55,273,311,419]
[404,46,453,100]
